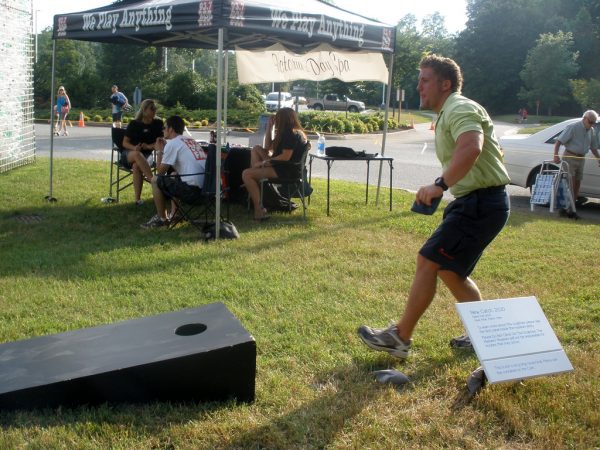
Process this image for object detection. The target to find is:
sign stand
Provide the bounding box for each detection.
[456,296,573,387]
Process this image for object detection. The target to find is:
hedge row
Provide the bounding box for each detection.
[38,107,408,134]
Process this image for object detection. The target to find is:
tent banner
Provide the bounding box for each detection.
[235,43,389,84]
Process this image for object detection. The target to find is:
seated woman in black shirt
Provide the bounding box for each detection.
[242,107,308,220]
[122,99,164,205]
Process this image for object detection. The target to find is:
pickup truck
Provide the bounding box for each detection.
[306,94,365,113]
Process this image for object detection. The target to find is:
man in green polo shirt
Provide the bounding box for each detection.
[358,54,511,359]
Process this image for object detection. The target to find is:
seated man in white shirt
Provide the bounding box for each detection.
[141,115,207,228]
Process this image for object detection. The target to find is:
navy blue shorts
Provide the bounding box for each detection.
[419,186,510,278]
[157,175,203,204]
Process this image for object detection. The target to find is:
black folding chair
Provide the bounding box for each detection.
[105,127,154,203]
[259,141,312,219]
[168,145,229,229]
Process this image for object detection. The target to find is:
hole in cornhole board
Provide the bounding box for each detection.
[175,323,207,336]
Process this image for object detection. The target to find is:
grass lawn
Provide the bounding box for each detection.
[0,158,599,449]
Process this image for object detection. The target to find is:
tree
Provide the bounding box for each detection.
[391,15,424,110]
[519,31,579,115]
[571,78,600,111]
[98,43,161,105]
[34,29,104,108]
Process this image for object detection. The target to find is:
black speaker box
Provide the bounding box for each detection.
[0,302,256,410]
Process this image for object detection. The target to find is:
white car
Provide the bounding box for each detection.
[499,118,600,199]
[264,92,294,112]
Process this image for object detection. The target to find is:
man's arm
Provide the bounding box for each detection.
[553,140,563,163]
[441,131,483,187]
[416,131,482,205]
[590,129,600,166]
[154,137,169,172]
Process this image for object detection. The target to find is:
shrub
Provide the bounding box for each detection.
[123,117,130,124]
[330,118,345,133]
[201,119,209,126]
[193,121,203,128]
[93,115,103,122]
[353,121,368,133]
[342,119,354,134]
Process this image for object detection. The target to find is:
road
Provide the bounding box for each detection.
[34,122,600,220]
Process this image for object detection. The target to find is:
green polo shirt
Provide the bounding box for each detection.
[435,93,510,198]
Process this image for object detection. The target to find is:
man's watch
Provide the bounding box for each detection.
[434,177,449,191]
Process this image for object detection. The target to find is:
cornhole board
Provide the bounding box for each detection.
[456,296,573,383]
[0,302,256,410]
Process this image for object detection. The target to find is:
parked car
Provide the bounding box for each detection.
[306,94,365,112]
[264,92,294,112]
[499,118,600,199]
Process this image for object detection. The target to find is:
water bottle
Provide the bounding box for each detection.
[317,133,326,156]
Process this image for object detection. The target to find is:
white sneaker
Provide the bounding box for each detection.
[357,323,412,359]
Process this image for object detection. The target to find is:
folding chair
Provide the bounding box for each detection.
[259,141,312,219]
[105,127,154,203]
[168,145,229,229]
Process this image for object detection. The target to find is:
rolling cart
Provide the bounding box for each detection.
[530,160,576,213]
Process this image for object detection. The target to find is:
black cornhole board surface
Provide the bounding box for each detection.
[0,302,256,410]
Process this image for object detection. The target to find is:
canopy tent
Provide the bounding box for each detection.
[49,0,396,235]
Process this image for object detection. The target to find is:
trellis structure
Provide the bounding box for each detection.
[0,0,35,174]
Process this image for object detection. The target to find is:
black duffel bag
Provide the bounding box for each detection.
[325,146,367,158]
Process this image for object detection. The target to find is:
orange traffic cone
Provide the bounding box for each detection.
[429,120,435,131]
[410,118,415,129]
[77,111,85,127]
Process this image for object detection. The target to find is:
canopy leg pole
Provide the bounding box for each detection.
[214,28,224,239]
[223,52,228,145]
[46,39,57,203]
[376,52,394,206]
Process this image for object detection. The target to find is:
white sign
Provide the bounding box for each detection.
[456,296,573,384]
[235,43,389,84]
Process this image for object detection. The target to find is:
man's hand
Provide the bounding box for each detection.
[553,154,561,164]
[416,184,444,206]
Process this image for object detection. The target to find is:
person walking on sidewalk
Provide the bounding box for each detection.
[54,86,71,136]
[357,54,511,359]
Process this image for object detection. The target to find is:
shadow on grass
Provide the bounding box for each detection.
[0,193,414,280]
[226,362,382,448]
[0,362,379,447]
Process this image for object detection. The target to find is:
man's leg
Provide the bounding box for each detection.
[572,179,581,200]
[438,270,482,303]
[151,177,168,220]
[395,254,440,342]
[141,177,170,228]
